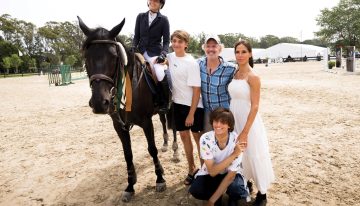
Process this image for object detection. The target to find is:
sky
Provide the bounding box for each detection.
[1,0,340,41]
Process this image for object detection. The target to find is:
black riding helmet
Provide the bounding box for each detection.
[160,0,165,8]
[147,0,165,9]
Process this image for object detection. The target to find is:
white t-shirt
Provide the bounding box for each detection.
[167,52,203,108]
[196,131,243,177]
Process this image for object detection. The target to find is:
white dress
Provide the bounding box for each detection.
[228,79,275,194]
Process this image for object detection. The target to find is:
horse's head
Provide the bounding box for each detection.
[78,16,128,114]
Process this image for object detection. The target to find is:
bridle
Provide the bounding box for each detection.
[84,39,133,130]
[86,40,123,90]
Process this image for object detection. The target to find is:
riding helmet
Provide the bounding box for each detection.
[148,0,165,9]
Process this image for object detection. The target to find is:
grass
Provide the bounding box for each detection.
[0,73,41,78]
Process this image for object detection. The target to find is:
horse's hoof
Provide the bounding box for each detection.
[171,152,181,163]
[161,145,168,152]
[163,133,169,140]
[171,156,180,163]
[156,182,167,192]
[121,191,134,202]
[172,142,178,151]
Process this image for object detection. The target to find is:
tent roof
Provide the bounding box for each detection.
[218,43,327,61]
[257,43,327,59]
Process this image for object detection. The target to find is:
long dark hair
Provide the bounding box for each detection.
[234,40,254,68]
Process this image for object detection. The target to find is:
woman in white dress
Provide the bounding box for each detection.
[228,40,275,206]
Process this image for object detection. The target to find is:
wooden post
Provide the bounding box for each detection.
[346,46,355,72]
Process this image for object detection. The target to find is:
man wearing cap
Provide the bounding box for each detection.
[198,35,236,132]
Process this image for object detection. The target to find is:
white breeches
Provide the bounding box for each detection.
[143,52,168,81]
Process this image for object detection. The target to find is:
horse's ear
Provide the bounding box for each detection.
[109,18,125,39]
[77,16,92,36]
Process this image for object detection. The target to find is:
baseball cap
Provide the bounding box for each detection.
[204,34,221,44]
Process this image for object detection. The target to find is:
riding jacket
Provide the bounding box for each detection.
[133,11,170,57]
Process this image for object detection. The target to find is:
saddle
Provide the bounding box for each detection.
[134,52,157,94]
[133,53,172,114]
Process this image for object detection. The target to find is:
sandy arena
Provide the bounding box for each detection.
[0,61,359,206]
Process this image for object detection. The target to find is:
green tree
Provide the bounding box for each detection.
[302,38,329,47]
[38,21,84,66]
[2,56,11,74]
[28,58,37,72]
[259,35,280,48]
[316,0,360,48]
[0,14,34,52]
[9,54,22,73]
[118,34,133,48]
[219,33,246,48]
[64,55,77,66]
[280,36,299,43]
[17,20,37,56]
[187,35,202,57]
[0,39,18,71]
[243,37,260,48]
[40,61,50,70]
[0,14,17,43]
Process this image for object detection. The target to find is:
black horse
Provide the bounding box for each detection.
[78,16,179,202]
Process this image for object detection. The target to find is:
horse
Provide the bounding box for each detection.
[77,16,179,202]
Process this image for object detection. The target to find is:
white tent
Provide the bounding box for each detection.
[252,48,267,59]
[258,43,327,59]
[220,48,235,62]
[220,48,266,62]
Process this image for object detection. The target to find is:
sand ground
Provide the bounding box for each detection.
[0,61,359,206]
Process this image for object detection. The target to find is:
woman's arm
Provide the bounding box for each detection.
[237,73,261,144]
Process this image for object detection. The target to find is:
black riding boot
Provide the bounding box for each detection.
[253,192,267,206]
[157,77,170,114]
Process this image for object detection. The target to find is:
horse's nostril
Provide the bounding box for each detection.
[103,99,110,106]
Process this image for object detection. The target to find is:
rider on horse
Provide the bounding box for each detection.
[132,0,170,114]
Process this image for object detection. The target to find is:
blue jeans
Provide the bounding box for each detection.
[189,173,248,201]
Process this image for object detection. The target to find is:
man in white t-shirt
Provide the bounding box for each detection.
[189,108,248,206]
[167,30,204,185]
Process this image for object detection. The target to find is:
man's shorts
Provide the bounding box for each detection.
[173,103,204,132]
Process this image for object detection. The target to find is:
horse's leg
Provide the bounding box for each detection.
[168,106,180,163]
[171,127,180,163]
[142,118,167,192]
[112,119,137,202]
[159,113,169,152]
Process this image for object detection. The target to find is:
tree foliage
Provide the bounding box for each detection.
[0,39,18,71]
[9,54,22,73]
[316,0,360,48]
[219,33,246,48]
[1,12,341,74]
[280,36,299,44]
[1,56,11,73]
[259,35,281,48]
[37,21,83,65]
[64,55,77,66]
